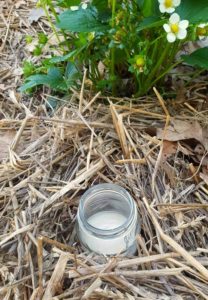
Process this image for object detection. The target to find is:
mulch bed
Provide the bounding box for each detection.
[0,87,208,299]
[0,1,208,299]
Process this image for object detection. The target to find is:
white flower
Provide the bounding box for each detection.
[159,0,181,14]
[81,3,88,9]
[70,3,87,10]
[70,6,79,11]
[163,13,189,43]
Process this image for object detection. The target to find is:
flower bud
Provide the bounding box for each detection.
[135,55,145,67]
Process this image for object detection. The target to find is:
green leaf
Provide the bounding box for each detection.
[23,61,35,77]
[91,0,111,21]
[137,16,165,32]
[137,0,144,9]
[176,0,208,23]
[20,67,67,92]
[46,96,58,110]
[56,0,80,8]
[49,49,80,63]
[19,74,49,91]
[47,68,67,89]
[38,33,48,45]
[65,62,79,86]
[57,7,109,32]
[182,47,208,69]
[141,0,160,17]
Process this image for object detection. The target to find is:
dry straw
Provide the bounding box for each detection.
[0,85,208,299]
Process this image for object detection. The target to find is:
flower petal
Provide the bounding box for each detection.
[173,0,181,7]
[179,20,189,29]
[159,4,166,13]
[166,7,175,13]
[198,23,206,28]
[158,0,164,3]
[163,24,171,32]
[81,3,87,9]
[169,13,180,24]
[167,32,176,43]
[198,37,208,47]
[177,29,187,39]
[199,35,204,40]
[70,6,79,10]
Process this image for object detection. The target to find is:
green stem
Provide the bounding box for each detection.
[150,36,161,63]
[43,5,65,52]
[153,40,180,86]
[110,0,116,95]
[48,2,70,50]
[143,42,171,94]
[136,73,141,93]
[48,4,59,23]
[151,60,182,87]
[167,40,180,66]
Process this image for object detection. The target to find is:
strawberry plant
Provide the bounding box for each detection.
[20,0,208,96]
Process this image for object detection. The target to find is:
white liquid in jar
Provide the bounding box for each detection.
[77,184,140,255]
[87,211,126,230]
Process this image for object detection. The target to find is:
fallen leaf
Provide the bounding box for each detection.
[157,119,208,151]
[194,144,205,155]
[28,8,45,23]
[0,130,16,160]
[162,140,177,162]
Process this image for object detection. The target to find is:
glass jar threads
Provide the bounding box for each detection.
[77,183,139,255]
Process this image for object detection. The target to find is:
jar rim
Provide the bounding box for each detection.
[78,183,136,237]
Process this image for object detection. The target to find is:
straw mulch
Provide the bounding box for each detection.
[0,85,208,299]
[1,1,208,300]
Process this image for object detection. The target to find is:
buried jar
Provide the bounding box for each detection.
[77,184,140,255]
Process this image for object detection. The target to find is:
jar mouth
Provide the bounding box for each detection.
[78,183,136,237]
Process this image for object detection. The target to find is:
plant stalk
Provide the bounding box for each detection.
[47,2,70,51]
[111,0,117,95]
[43,6,60,42]
[142,42,171,94]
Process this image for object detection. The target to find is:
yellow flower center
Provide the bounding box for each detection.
[196,27,207,36]
[164,0,173,8]
[171,23,179,33]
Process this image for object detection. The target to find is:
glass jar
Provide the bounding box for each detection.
[77,183,139,255]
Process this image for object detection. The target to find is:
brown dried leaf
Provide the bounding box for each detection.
[157,119,208,151]
[162,140,177,162]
